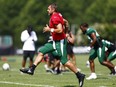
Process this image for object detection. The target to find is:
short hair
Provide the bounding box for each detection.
[80,23,89,28]
[50,3,57,11]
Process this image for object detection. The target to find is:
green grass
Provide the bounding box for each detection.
[0,54,116,87]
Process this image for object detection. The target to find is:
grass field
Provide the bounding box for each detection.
[0,54,116,87]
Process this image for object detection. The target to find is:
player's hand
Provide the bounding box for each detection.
[66,33,69,38]
[43,24,50,33]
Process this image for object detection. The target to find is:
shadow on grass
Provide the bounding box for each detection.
[62,85,77,87]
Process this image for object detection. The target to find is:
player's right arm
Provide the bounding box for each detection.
[43,23,63,33]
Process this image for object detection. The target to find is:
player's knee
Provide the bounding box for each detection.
[89,60,94,63]
[100,62,104,65]
[100,61,107,65]
[23,57,27,61]
[38,52,44,56]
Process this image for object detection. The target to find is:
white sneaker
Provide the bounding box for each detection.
[86,73,97,80]
[44,64,50,71]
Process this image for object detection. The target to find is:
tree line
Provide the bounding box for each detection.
[0,0,116,48]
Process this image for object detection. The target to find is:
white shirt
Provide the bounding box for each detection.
[21,30,38,51]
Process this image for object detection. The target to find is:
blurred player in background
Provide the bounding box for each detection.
[63,19,81,72]
[20,25,38,70]
[80,23,116,80]
[20,3,85,87]
[66,30,76,66]
[44,36,61,74]
[102,39,116,75]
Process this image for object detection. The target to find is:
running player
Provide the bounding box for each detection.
[102,39,116,75]
[80,23,116,80]
[64,19,81,71]
[20,3,85,87]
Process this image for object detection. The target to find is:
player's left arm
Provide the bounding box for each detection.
[90,33,97,48]
[66,32,75,44]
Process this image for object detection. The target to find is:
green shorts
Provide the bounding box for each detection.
[39,39,68,64]
[89,45,106,63]
[108,51,116,61]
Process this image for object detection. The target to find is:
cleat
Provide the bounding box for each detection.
[86,73,97,80]
[109,71,116,76]
[54,69,62,75]
[49,69,56,74]
[78,74,85,87]
[20,68,34,75]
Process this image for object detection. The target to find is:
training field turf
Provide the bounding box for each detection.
[0,54,116,87]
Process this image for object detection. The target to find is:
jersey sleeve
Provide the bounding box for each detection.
[87,28,95,35]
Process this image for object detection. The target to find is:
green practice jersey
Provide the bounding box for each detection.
[85,28,102,49]
[102,39,115,53]
[86,28,100,41]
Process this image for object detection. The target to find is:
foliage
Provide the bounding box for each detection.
[0,0,116,47]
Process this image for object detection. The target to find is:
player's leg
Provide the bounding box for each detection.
[107,51,116,75]
[67,44,77,67]
[86,49,97,80]
[45,53,58,74]
[29,51,35,67]
[22,51,28,69]
[20,42,55,75]
[53,58,61,74]
[44,53,55,72]
[44,54,51,72]
[67,44,77,66]
[107,51,116,61]
[59,39,85,87]
[64,59,85,87]
[68,52,81,72]
[98,47,115,74]
[71,54,77,66]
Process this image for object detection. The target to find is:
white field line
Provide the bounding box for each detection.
[99,86,107,87]
[0,81,55,87]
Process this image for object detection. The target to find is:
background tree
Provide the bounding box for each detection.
[0,0,115,48]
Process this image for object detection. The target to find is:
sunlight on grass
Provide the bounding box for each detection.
[0,54,116,87]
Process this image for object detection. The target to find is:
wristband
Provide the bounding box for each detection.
[50,28,54,32]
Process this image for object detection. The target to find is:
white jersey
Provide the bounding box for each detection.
[21,30,38,51]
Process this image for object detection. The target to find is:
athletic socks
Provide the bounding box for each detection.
[75,72,85,87]
[30,64,36,71]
